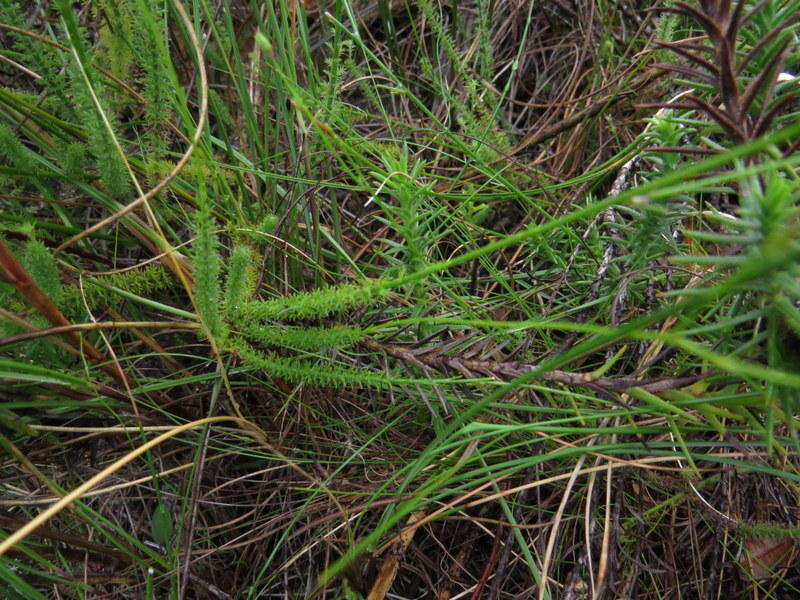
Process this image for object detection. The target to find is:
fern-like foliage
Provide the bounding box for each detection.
[230,339,393,388]
[0,121,35,172]
[129,0,173,154]
[232,281,387,324]
[621,114,696,269]
[0,4,69,102]
[371,148,432,280]
[60,265,172,319]
[234,323,365,351]
[0,240,66,368]
[20,240,62,304]
[94,0,174,156]
[223,245,254,315]
[69,68,130,197]
[55,0,132,199]
[193,180,225,340]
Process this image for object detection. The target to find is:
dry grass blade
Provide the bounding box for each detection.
[0,416,265,556]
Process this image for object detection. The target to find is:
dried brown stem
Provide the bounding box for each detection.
[361,339,705,393]
[0,320,199,348]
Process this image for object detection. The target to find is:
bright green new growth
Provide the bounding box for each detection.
[65,59,129,198]
[193,178,225,340]
[0,121,35,172]
[130,0,172,142]
[230,339,393,388]
[94,0,174,156]
[232,281,388,323]
[223,244,254,314]
[20,240,62,304]
[654,7,678,62]
[60,265,173,318]
[235,323,365,351]
[2,241,65,368]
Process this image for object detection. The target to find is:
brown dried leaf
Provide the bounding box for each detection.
[743,536,795,580]
[366,511,425,600]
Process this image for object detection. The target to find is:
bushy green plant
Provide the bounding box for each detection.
[193,177,225,340]
[232,280,388,323]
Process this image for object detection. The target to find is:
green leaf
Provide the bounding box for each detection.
[0,560,49,600]
[151,503,173,548]
[0,359,90,388]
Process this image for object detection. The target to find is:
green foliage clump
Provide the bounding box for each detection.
[66,64,130,198]
[129,0,173,152]
[233,281,388,323]
[372,149,431,276]
[95,4,134,83]
[0,241,65,368]
[620,115,694,269]
[142,158,237,187]
[235,323,365,351]
[0,4,69,101]
[223,244,254,314]
[61,142,90,182]
[60,265,173,318]
[95,0,174,153]
[230,339,391,388]
[20,240,62,305]
[193,181,225,340]
[654,9,678,62]
[0,121,35,172]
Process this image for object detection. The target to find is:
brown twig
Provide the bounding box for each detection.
[361,338,706,393]
[0,320,198,348]
[469,517,505,600]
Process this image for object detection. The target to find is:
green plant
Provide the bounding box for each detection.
[3,1,800,598]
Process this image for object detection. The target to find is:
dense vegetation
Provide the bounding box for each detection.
[2,0,800,597]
